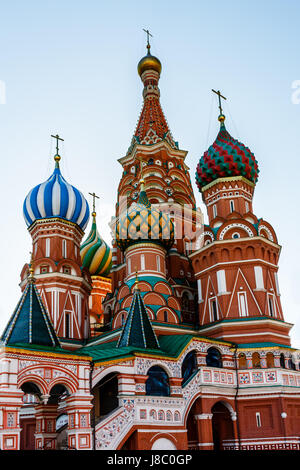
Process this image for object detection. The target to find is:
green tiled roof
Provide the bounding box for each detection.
[1,279,60,348]
[237,342,292,349]
[117,287,160,349]
[1,342,90,357]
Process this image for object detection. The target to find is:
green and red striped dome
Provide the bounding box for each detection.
[196,119,259,190]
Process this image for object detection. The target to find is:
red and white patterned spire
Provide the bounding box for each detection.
[127,43,177,153]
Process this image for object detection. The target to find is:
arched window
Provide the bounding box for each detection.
[206,347,222,368]
[280,353,285,368]
[164,311,168,322]
[48,384,69,405]
[146,366,170,397]
[238,353,247,369]
[252,352,261,368]
[181,351,198,386]
[93,373,119,419]
[266,352,275,368]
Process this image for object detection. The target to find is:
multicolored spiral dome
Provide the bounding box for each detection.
[195,119,259,190]
[23,157,90,230]
[80,216,112,276]
[115,186,174,251]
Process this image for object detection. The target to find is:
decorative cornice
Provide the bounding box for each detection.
[201,176,255,192]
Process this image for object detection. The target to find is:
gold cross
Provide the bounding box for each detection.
[143,28,153,47]
[89,192,100,214]
[212,89,227,116]
[51,134,64,155]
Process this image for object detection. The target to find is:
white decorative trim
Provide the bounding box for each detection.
[258,225,274,242]
[219,223,254,240]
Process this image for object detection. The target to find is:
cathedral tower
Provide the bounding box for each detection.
[105,38,202,329]
[190,100,290,345]
[21,142,92,343]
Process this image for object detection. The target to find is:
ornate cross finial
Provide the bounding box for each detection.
[143,28,153,51]
[133,269,139,291]
[212,89,227,117]
[51,133,64,156]
[28,251,35,282]
[89,192,100,217]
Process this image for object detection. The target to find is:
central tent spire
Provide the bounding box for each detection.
[126,32,177,153]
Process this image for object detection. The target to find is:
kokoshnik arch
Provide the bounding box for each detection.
[0,36,299,451]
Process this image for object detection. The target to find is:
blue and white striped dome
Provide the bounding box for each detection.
[23,159,90,230]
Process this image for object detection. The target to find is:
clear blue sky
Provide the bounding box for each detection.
[0,0,299,346]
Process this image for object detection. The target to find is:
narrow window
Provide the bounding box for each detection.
[209,298,218,322]
[141,254,145,271]
[62,239,67,258]
[245,201,249,213]
[197,279,202,303]
[128,258,131,274]
[254,266,264,289]
[230,200,235,213]
[65,312,70,338]
[164,311,168,322]
[256,412,261,427]
[45,238,50,257]
[268,295,275,317]
[238,292,248,317]
[213,204,217,218]
[156,255,160,272]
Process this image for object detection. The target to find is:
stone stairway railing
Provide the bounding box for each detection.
[95,398,135,450]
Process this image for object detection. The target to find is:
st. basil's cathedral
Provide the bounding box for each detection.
[0,38,299,451]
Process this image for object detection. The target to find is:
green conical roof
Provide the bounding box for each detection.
[1,278,60,347]
[117,284,160,349]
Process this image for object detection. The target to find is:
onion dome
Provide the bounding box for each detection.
[196,115,259,190]
[23,154,90,230]
[138,43,162,76]
[80,212,112,277]
[115,180,174,251]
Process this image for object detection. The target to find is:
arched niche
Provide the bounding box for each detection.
[145,366,170,397]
